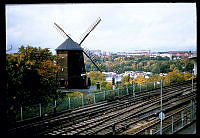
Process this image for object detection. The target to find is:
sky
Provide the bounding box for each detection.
[6,3,197,54]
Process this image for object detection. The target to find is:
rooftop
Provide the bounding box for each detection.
[55,38,83,51]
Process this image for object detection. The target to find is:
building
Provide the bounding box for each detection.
[134,50,151,56]
[56,38,87,89]
[116,52,128,56]
[168,51,193,57]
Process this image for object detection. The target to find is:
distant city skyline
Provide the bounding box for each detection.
[90,49,197,54]
[6,3,197,54]
[90,49,197,53]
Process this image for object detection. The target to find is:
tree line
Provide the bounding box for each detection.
[88,67,196,90]
[122,68,195,87]
[85,55,194,74]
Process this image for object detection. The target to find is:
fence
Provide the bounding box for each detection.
[15,79,193,121]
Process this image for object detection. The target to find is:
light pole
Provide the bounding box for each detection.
[160,79,163,135]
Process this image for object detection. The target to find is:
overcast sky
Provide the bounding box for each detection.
[6,3,196,54]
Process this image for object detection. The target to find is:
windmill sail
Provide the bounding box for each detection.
[54,23,73,40]
[82,48,102,72]
[79,17,101,45]
[78,17,102,72]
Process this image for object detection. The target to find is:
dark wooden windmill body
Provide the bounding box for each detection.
[54,18,102,89]
[56,38,87,89]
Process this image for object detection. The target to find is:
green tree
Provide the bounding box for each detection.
[151,63,160,74]
[121,75,131,85]
[87,71,106,85]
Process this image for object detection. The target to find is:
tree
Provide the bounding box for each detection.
[164,68,185,85]
[147,74,162,82]
[87,71,106,86]
[183,72,193,80]
[6,45,59,106]
[133,75,146,86]
[100,81,108,88]
[159,61,170,73]
[121,75,131,85]
[105,82,113,89]
[100,81,112,90]
[6,46,61,128]
[151,63,160,74]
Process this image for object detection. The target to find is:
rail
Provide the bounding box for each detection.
[15,79,196,122]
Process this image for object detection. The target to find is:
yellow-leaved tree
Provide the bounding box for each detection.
[183,72,195,81]
[164,67,184,85]
[133,75,146,86]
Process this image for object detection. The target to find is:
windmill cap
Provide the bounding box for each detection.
[55,38,83,51]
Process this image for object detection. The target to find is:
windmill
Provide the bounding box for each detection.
[54,17,102,89]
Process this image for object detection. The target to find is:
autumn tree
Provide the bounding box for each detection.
[183,72,195,80]
[164,68,184,85]
[147,74,162,83]
[6,46,59,106]
[133,75,146,86]
[100,81,113,90]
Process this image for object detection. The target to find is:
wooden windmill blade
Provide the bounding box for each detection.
[53,22,73,40]
[79,17,101,45]
[79,17,102,72]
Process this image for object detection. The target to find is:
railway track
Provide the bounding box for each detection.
[47,86,196,135]
[8,80,196,135]
[121,93,196,135]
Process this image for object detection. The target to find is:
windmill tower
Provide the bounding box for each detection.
[54,17,102,89]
